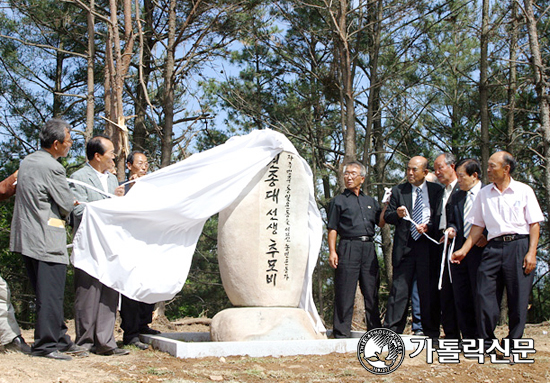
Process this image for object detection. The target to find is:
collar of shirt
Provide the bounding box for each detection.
[87,163,109,192]
[343,188,364,197]
[439,179,457,229]
[411,181,428,201]
[440,179,457,201]
[469,180,482,197]
[416,180,427,192]
[489,177,517,195]
[447,179,457,193]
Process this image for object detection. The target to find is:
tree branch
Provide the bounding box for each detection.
[0,34,87,59]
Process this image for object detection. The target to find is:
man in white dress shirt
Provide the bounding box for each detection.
[452,151,543,350]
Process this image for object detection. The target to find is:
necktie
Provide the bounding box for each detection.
[463,191,473,238]
[411,187,423,240]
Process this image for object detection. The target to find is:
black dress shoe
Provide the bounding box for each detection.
[5,335,31,354]
[35,350,72,361]
[97,347,130,356]
[61,344,89,357]
[126,340,149,350]
[139,327,161,335]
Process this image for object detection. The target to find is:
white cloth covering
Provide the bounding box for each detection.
[71,129,325,333]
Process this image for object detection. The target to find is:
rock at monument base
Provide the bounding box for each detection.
[210,307,326,342]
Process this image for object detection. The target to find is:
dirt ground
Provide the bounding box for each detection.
[1,319,549,383]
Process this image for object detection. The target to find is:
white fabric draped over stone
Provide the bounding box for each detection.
[71,129,325,333]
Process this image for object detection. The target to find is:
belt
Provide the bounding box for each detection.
[341,236,373,242]
[491,234,528,242]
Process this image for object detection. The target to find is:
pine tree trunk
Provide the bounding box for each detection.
[85,0,95,144]
[479,0,490,184]
[506,1,519,152]
[524,0,550,234]
[160,0,176,169]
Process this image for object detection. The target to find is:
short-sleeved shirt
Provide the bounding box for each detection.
[468,178,544,240]
[327,189,381,237]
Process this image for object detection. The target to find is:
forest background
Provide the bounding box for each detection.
[1,0,550,331]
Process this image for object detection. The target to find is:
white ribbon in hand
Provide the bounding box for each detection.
[382,187,392,204]
[401,206,440,245]
[67,178,116,198]
[438,230,455,290]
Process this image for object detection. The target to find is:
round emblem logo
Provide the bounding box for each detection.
[357,328,405,375]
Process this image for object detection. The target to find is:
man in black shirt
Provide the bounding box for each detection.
[327,161,385,338]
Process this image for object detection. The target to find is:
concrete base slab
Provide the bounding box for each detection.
[140,332,424,359]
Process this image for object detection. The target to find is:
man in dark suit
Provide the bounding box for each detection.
[69,135,128,356]
[10,119,86,360]
[433,153,460,339]
[445,158,486,339]
[120,151,160,350]
[383,156,443,339]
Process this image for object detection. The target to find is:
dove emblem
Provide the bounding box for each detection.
[357,328,405,375]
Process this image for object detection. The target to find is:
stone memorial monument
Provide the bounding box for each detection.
[212,152,325,341]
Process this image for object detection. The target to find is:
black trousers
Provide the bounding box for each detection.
[120,295,155,344]
[477,237,533,349]
[22,256,72,355]
[439,264,460,339]
[450,244,484,339]
[333,239,381,338]
[437,237,460,339]
[384,236,440,338]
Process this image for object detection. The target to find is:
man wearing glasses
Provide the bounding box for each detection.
[327,161,385,338]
